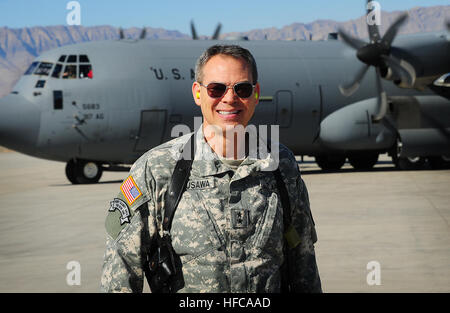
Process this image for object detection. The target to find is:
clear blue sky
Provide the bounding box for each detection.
[0,0,448,35]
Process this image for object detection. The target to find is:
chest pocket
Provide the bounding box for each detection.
[170,189,226,264]
[246,192,284,258]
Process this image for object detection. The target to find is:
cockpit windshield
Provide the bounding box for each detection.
[25,54,93,79]
[67,55,77,63]
[62,65,77,79]
[52,64,63,78]
[79,64,92,79]
[24,62,39,75]
[34,62,54,76]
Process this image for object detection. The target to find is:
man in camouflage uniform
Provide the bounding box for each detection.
[101,44,322,293]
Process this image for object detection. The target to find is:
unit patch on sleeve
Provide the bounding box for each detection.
[120,176,142,205]
[109,198,131,225]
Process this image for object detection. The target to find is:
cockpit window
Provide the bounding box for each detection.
[45,54,93,80]
[35,80,46,88]
[25,62,39,75]
[67,55,77,63]
[79,64,93,79]
[79,55,90,63]
[52,64,63,78]
[62,65,77,79]
[34,62,53,76]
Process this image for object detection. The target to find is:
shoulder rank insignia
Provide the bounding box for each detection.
[120,176,142,205]
[231,208,250,229]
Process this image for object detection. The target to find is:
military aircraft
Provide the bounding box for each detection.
[0,2,449,184]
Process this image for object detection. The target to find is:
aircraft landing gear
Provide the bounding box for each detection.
[348,152,379,170]
[389,137,426,170]
[392,155,426,170]
[428,156,450,170]
[315,155,346,171]
[65,159,103,184]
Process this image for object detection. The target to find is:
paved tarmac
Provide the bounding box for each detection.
[0,151,449,292]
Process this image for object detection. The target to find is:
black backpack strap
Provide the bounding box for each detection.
[162,133,195,232]
[265,138,291,228]
[273,169,291,228]
[274,167,295,293]
[266,138,296,293]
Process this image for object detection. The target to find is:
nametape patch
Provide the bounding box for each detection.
[109,198,131,225]
[186,178,215,190]
[120,176,142,206]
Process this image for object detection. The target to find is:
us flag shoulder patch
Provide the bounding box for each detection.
[120,176,142,206]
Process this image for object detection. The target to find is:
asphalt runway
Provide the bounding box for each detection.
[0,151,449,293]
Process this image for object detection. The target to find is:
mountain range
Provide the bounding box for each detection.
[0,5,448,98]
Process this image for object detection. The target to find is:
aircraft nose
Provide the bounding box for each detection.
[0,94,40,152]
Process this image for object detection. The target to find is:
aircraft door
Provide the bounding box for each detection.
[250,96,276,126]
[134,110,167,152]
[275,90,293,128]
[64,89,108,144]
[38,88,80,147]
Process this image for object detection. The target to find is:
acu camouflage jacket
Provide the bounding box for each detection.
[100,127,322,293]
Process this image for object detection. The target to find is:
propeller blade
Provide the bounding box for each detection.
[338,29,366,50]
[372,67,388,122]
[339,64,370,96]
[119,27,124,40]
[211,23,222,40]
[190,20,198,40]
[366,0,381,42]
[381,55,416,88]
[140,27,146,40]
[381,13,408,47]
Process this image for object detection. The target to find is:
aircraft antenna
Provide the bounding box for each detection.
[140,27,147,39]
[212,23,222,40]
[191,20,198,40]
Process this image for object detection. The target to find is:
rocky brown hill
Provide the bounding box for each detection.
[221,5,449,40]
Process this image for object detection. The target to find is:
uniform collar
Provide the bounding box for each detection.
[191,124,279,179]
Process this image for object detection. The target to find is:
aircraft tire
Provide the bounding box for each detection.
[348,152,379,170]
[428,156,450,170]
[66,159,103,184]
[315,155,346,171]
[65,160,79,184]
[394,156,426,170]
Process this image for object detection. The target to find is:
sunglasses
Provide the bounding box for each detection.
[199,82,256,99]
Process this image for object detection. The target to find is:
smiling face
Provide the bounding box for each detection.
[192,54,260,132]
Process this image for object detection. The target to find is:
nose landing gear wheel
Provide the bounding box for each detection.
[393,156,426,170]
[428,156,450,170]
[348,152,379,170]
[65,159,103,184]
[390,138,425,170]
[315,155,346,171]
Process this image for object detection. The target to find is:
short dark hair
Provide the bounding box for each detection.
[195,44,258,84]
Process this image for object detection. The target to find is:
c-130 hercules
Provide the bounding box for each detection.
[0,1,449,184]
